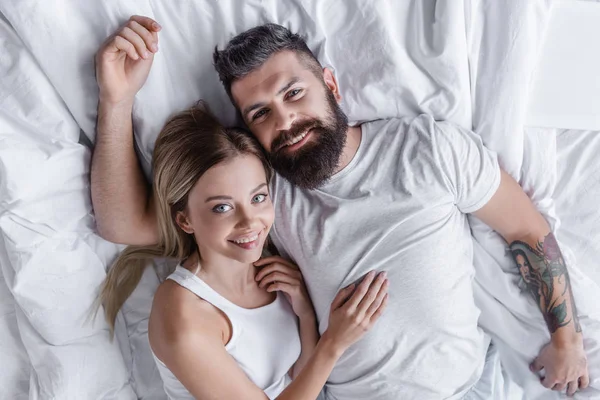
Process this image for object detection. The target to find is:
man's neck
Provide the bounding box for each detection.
[334,125,362,174]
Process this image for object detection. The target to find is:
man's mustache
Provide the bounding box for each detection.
[271,119,320,153]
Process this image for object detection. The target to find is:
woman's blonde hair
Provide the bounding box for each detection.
[98,102,271,334]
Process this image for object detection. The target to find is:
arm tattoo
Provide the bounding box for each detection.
[510,232,581,334]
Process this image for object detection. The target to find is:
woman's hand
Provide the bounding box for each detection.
[254,256,315,319]
[322,271,389,355]
[95,15,161,106]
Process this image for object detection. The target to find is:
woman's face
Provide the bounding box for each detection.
[516,254,531,283]
[177,154,274,265]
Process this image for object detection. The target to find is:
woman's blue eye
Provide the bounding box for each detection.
[252,194,268,203]
[213,204,232,213]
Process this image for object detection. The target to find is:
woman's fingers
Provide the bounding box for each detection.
[331,284,355,310]
[266,281,295,295]
[368,294,388,324]
[255,262,301,282]
[364,279,389,320]
[254,256,298,270]
[356,272,387,318]
[258,271,298,288]
[343,271,377,312]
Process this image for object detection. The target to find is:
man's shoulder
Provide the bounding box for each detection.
[360,114,441,137]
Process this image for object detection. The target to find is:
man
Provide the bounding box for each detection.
[92,16,589,399]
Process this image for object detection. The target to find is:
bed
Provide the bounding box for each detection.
[0,1,599,399]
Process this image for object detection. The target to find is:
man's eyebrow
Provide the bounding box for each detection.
[242,77,302,118]
[277,77,301,96]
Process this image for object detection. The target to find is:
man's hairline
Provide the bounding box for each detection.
[228,49,326,113]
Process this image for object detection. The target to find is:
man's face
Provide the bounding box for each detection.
[231,51,348,189]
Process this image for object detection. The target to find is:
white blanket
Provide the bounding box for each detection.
[0,1,599,399]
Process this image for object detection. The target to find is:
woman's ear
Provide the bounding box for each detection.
[323,67,342,103]
[175,211,194,234]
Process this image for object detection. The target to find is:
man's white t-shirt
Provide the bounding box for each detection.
[270,115,501,400]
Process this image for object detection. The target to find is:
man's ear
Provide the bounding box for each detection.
[323,67,342,103]
[175,211,194,234]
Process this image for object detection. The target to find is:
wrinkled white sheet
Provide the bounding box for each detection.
[526,0,600,131]
[0,0,599,399]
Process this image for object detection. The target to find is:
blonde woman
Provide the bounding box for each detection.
[98,104,389,400]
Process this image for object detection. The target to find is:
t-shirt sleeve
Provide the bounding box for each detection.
[432,120,501,213]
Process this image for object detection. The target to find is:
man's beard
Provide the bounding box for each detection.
[268,89,349,189]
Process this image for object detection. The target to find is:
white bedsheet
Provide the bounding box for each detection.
[526,0,600,131]
[0,1,599,399]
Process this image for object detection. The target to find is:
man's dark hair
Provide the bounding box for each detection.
[213,23,323,103]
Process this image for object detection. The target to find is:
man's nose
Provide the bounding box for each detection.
[274,105,296,132]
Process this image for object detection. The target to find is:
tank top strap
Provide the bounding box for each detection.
[167,266,234,313]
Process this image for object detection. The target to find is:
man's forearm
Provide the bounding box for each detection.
[91,100,154,245]
[510,232,581,341]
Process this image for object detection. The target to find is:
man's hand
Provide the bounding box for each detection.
[531,337,590,396]
[95,15,161,106]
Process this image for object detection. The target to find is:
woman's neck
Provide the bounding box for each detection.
[183,251,258,295]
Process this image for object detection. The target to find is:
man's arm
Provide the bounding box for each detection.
[91,16,161,245]
[474,169,589,396]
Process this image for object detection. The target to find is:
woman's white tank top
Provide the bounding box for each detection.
[151,265,302,399]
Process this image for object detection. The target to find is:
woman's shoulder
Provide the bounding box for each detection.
[149,279,231,359]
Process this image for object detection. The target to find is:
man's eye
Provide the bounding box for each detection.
[252,193,268,203]
[252,109,268,120]
[287,89,302,99]
[213,204,232,213]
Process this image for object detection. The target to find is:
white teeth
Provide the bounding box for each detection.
[233,234,258,244]
[285,131,308,147]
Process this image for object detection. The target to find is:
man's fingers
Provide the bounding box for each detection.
[579,373,590,390]
[541,377,556,389]
[110,36,139,60]
[552,382,567,392]
[118,27,151,59]
[128,20,158,53]
[331,284,355,310]
[129,15,161,32]
[567,381,579,397]
[530,358,544,373]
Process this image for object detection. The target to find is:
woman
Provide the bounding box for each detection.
[99,103,389,400]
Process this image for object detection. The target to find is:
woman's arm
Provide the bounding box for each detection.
[155,269,388,400]
[289,312,319,379]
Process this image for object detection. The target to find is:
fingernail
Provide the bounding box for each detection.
[143,51,149,58]
[151,43,158,52]
[153,22,161,30]
[380,271,387,278]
